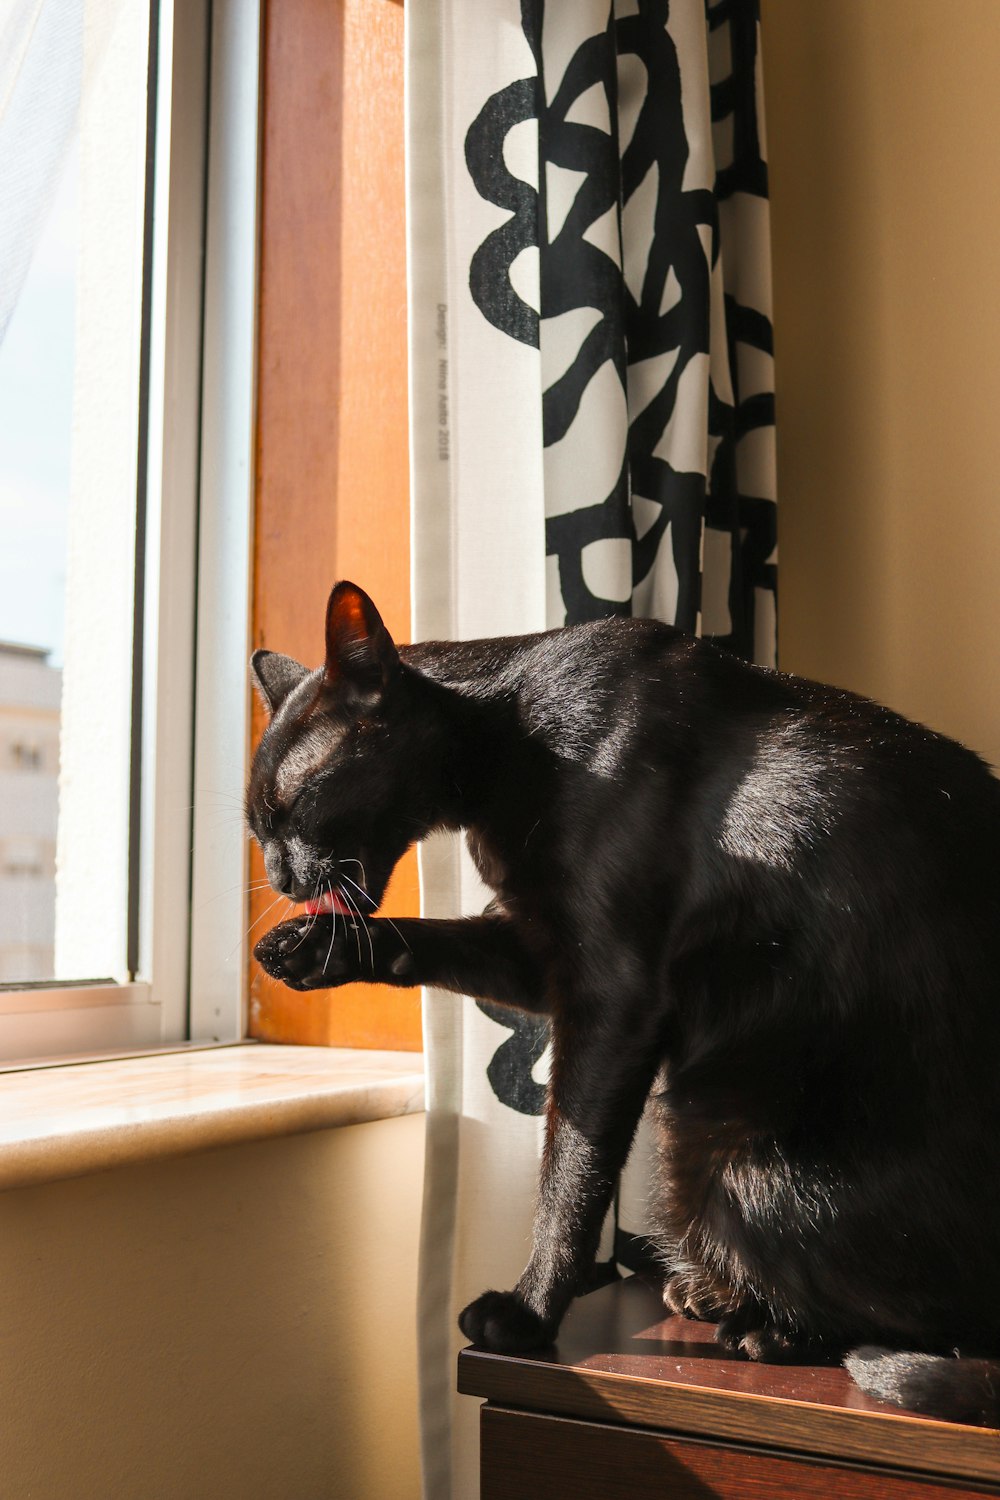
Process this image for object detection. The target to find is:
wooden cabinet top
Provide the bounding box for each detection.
[458,1275,1000,1490]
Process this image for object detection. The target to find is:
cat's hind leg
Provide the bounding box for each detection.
[714,1298,836,1364]
[662,1263,735,1322]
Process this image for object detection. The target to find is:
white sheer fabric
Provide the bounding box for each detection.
[0,0,83,347]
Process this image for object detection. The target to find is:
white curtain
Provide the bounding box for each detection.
[406,2,776,1495]
[0,0,84,348]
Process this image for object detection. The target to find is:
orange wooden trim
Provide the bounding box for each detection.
[249,0,420,1050]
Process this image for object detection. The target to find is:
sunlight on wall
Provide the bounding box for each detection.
[763,0,1000,769]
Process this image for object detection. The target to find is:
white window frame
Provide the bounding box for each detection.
[0,0,261,1065]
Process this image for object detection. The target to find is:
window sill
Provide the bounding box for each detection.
[0,1043,425,1191]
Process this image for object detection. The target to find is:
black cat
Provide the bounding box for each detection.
[249,580,1000,1426]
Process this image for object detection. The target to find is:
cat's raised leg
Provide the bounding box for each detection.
[459,1013,661,1352]
[254,912,550,1012]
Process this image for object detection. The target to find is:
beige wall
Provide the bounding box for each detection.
[761,1,1000,767]
[0,1114,424,1500]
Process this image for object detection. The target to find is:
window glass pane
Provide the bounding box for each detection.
[0,1,151,986]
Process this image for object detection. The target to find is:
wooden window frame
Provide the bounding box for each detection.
[248,0,420,1050]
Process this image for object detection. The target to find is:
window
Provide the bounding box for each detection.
[0,0,261,1063]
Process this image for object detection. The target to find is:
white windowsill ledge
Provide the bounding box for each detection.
[0,1044,425,1191]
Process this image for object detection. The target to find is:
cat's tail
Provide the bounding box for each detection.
[845,1346,1000,1427]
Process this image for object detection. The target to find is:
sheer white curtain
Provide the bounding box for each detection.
[0,0,83,347]
[406,2,776,1495]
[408,16,548,1499]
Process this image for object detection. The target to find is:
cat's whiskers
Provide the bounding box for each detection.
[338,872,372,905]
[323,879,338,975]
[201,878,272,911]
[338,880,375,971]
[231,892,293,963]
[289,885,322,949]
[340,871,412,954]
[304,880,327,934]
[244,890,288,939]
[201,813,250,832]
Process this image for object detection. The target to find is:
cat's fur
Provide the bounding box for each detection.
[248,581,1000,1425]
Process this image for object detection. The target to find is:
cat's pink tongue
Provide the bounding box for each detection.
[304,891,352,916]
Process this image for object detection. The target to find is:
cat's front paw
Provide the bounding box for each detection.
[254,916,359,990]
[458,1290,553,1353]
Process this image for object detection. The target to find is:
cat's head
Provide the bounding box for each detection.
[246,581,423,915]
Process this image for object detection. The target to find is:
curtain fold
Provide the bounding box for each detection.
[406,3,776,1494]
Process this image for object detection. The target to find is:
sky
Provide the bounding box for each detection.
[0,139,78,667]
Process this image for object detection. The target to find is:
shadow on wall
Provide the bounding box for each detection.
[0,1115,424,1500]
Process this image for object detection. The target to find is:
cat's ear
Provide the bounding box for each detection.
[324,581,400,704]
[251,650,310,717]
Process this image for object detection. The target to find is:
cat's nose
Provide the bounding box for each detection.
[263,843,297,897]
[264,847,316,902]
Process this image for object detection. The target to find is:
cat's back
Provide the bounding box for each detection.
[555,624,1000,976]
[409,616,1000,869]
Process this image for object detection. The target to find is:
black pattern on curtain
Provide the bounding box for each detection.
[467,0,775,646]
[408,4,777,1488]
[463,1,778,1169]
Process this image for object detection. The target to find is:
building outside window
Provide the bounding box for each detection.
[0,644,61,983]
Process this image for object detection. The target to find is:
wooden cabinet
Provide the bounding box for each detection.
[459,1277,1000,1499]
